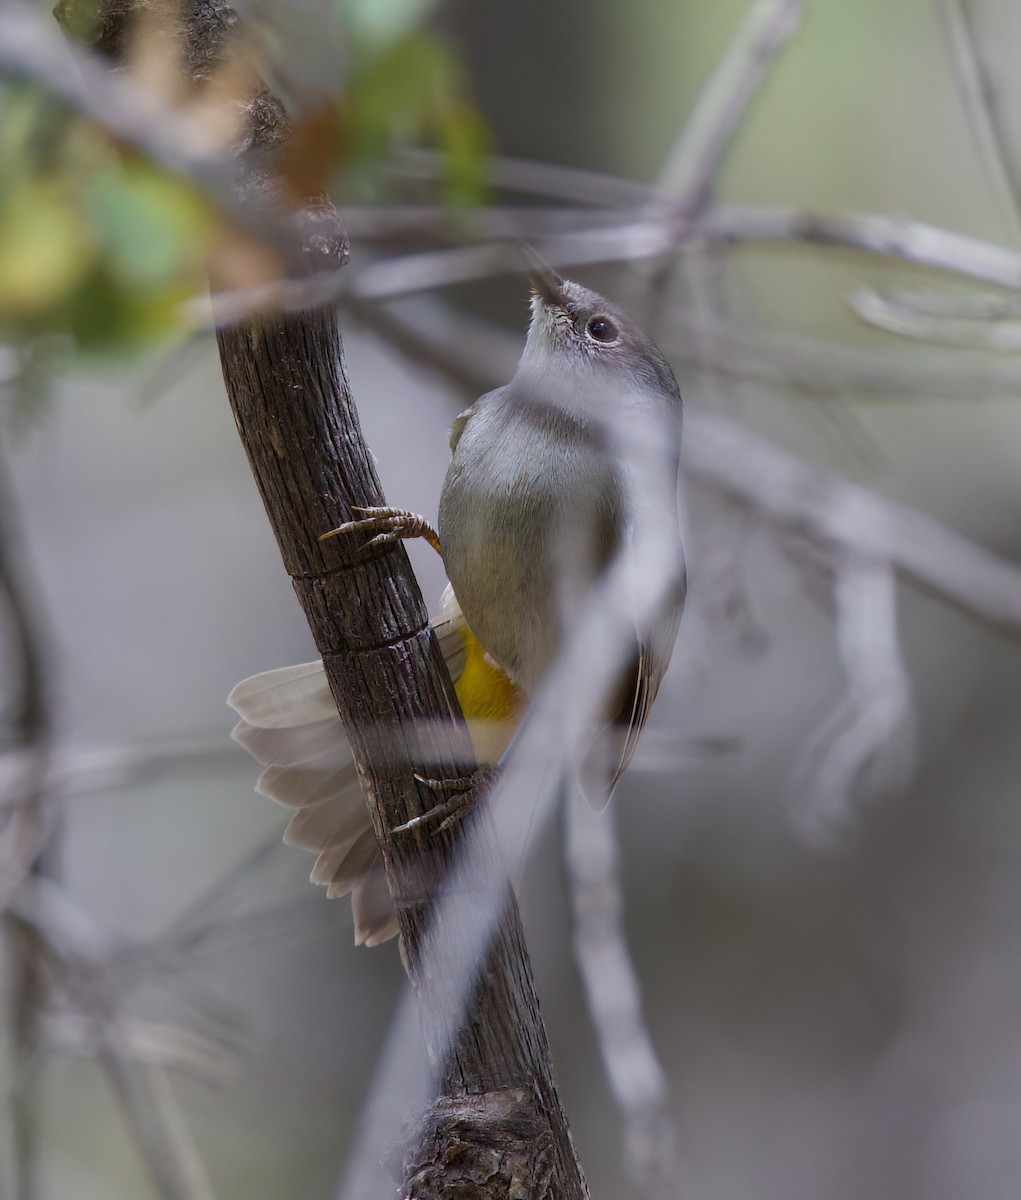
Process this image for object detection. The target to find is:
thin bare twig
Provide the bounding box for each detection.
[353,205,1021,299]
[394,147,649,208]
[649,0,806,272]
[685,408,1021,628]
[191,200,1021,329]
[44,1015,232,1083]
[94,1021,220,1200]
[850,284,1021,350]
[788,555,918,842]
[11,875,220,1200]
[877,285,1021,319]
[565,794,675,1199]
[0,437,55,1200]
[938,0,1021,238]
[644,0,799,360]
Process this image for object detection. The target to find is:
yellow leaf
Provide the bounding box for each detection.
[0,180,95,318]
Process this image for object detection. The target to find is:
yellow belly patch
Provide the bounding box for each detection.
[454,625,523,763]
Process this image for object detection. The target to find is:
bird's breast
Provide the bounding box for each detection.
[438,399,623,691]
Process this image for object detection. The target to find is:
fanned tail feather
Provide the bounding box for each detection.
[228,586,481,948]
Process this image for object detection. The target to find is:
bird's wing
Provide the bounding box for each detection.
[447,387,506,455]
[228,587,471,947]
[580,565,686,809]
[612,584,685,789]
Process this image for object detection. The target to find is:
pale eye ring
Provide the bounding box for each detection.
[585,315,619,344]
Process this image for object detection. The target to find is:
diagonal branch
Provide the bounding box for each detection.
[938,0,1021,238]
[346,205,1021,300]
[193,200,1021,328]
[685,408,1021,628]
[648,0,806,268]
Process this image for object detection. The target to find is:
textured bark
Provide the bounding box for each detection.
[56,1,588,1195]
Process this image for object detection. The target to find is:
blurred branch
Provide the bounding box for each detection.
[872,285,1021,319]
[395,146,650,207]
[6,0,1021,334]
[939,0,1021,237]
[343,203,630,241]
[86,1009,220,1200]
[0,737,242,822]
[850,284,1021,350]
[0,438,55,1200]
[0,451,51,838]
[46,1015,232,1084]
[3,880,226,1200]
[190,200,1021,329]
[685,409,1021,628]
[878,282,1021,316]
[789,555,918,842]
[348,204,1021,299]
[651,0,806,229]
[11,874,221,1200]
[565,794,675,1199]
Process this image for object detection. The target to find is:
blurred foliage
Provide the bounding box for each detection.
[0,81,213,359]
[0,0,491,374]
[335,0,493,206]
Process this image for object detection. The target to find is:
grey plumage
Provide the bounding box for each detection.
[439,264,686,801]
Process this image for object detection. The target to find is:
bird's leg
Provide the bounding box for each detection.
[393,766,497,835]
[319,506,442,555]
[395,713,530,834]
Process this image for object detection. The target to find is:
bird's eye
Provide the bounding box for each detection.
[585,316,619,344]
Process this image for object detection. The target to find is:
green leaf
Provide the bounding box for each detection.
[338,30,492,206]
[85,166,210,292]
[436,99,494,207]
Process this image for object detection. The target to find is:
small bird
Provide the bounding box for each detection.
[229,255,686,945]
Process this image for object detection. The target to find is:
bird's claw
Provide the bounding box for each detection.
[392,767,496,836]
[319,506,441,555]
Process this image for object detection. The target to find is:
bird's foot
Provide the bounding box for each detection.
[393,767,497,836]
[319,506,441,555]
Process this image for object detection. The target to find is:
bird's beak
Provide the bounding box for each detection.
[518,242,565,309]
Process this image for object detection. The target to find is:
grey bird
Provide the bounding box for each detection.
[438,255,686,799]
[228,258,686,943]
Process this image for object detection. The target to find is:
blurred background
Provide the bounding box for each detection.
[2,0,1021,1197]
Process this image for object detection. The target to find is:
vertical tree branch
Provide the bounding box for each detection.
[55,2,589,1195]
[0,441,55,1200]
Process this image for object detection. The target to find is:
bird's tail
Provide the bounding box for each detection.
[227,587,520,946]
